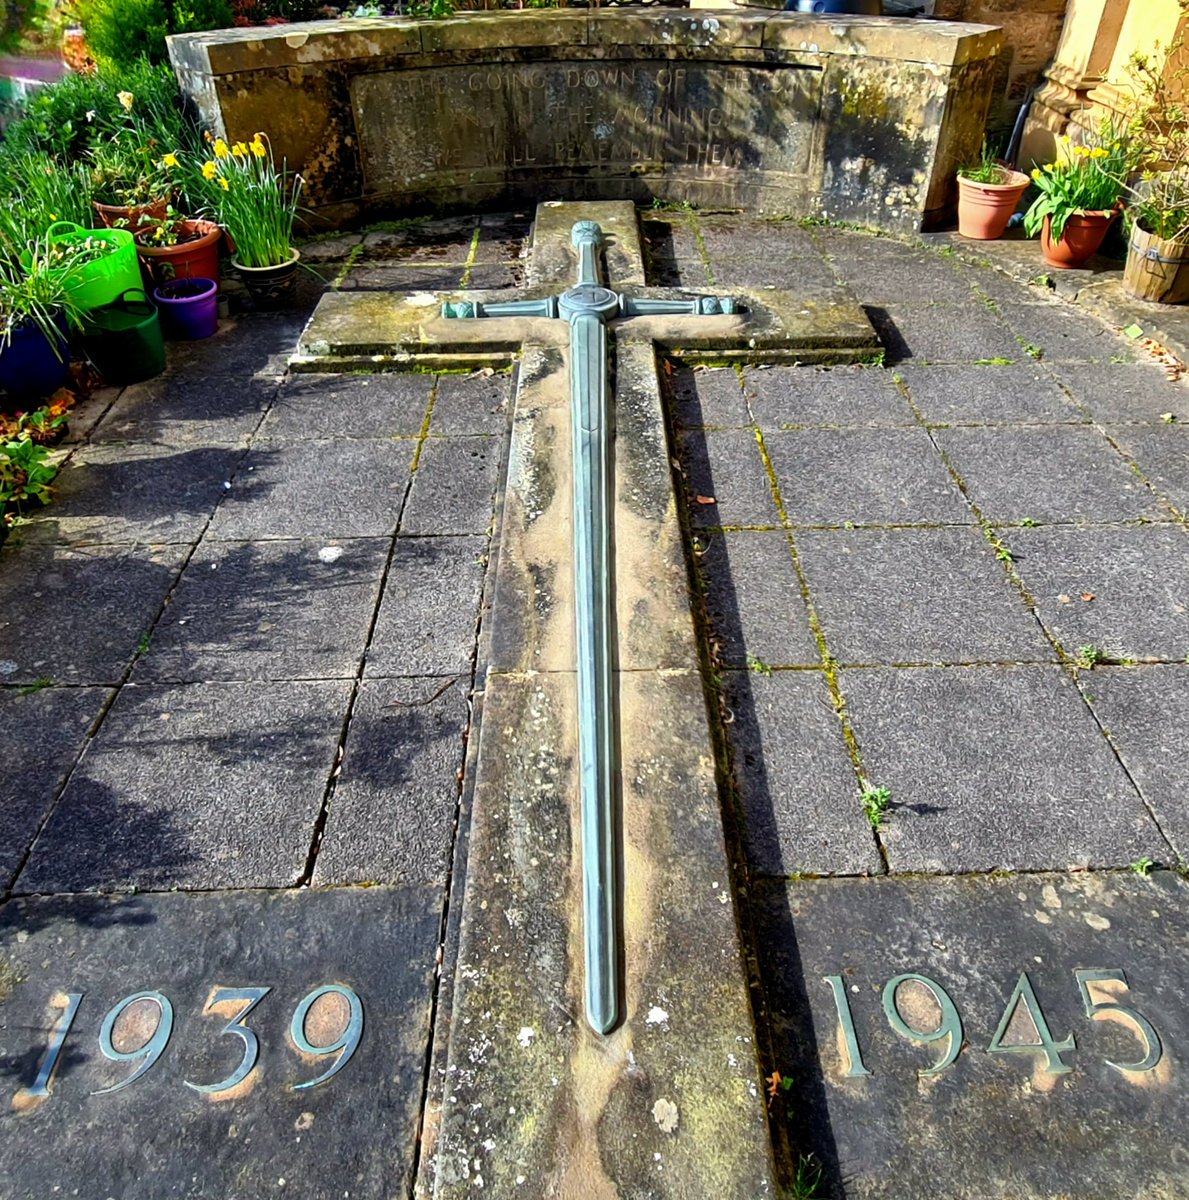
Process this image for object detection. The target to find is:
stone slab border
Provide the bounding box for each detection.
[170,11,1003,234]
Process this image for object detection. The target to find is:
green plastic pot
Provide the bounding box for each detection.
[44,220,143,314]
[79,288,165,385]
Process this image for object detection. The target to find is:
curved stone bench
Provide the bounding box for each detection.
[170,10,1002,233]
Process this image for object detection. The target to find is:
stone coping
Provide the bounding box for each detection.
[171,12,1000,73]
[170,11,1003,233]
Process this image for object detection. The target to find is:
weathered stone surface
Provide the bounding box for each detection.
[1048,361,1189,425]
[206,438,416,540]
[757,871,1189,1199]
[680,428,781,528]
[428,671,776,1198]
[401,437,501,536]
[724,669,879,877]
[0,543,188,685]
[430,370,513,436]
[1087,665,1189,858]
[18,444,246,547]
[314,676,469,885]
[1108,423,1189,517]
[796,526,1055,665]
[1008,525,1189,663]
[171,12,1002,234]
[367,535,489,678]
[132,537,389,684]
[997,300,1131,362]
[669,363,751,429]
[763,426,972,527]
[529,199,645,287]
[743,363,914,428]
[840,665,1162,872]
[16,680,352,892]
[0,686,110,890]
[898,363,1083,425]
[936,426,1162,525]
[697,529,819,667]
[262,371,433,440]
[0,886,439,1200]
[868,302,1023,364]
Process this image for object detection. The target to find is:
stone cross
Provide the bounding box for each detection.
[441,219,738,1035]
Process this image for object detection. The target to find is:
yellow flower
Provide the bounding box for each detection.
[1031,168,1042,181]
[161,152,179,168]
[218,177,229,191]
[250,139,266,159]
[213,138,230,159]
[232,141,248,157]
[201,160,218,180]
[117,90,134,111]
[1091,146,1108,159]
[1060,134,1071,144]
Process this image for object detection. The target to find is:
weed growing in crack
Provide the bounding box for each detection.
[787,1153,826,1200]
[1075,644,1103,669]
[1131,857,1155,877]
[747,654,773,676]
[860,782,891,830]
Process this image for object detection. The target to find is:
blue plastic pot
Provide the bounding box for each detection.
[0,313,70,400]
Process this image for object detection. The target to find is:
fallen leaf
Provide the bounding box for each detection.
[1081,592,1095,602]
[662,359,674,376]
[766,1071,782,1101]
[1058,594,1071,604]
[694,494,717,505]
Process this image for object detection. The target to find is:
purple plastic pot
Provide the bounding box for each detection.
[152,276,218,341]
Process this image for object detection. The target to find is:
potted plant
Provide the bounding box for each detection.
[199,132,303,308]
[1117,43,1189,303]
[89,137,170,233]
[1024,129,1132,269]
[956,142,1030,240]
[134,203,223,286]
[0,238,84,399]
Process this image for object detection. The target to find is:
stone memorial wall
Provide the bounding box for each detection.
[169,11,1002,233]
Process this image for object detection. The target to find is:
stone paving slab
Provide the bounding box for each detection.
[996,300,1134,363]
[868,303,1023,365]
[744,363,915,428]
[400,436,500,536]
[91,374,277,446]
[763,427,972,527]
[16,680,352,893]
[934,426,1164,524]
[840,665,1164,873]
[338,263,466,292]
[669,363,751,429]
[261,372,432,440]
[20,443,246,547]
[1047,361,1189,424]
[680,428,781,528]
[314,676,469,886]
[162,313,312,381]
[0,543,188,685]
[133,537,389,684]
[698,529,819,668]
[206,438,417,541]
[366,535,488,678]
[1008,524,1189,663]
[0,886,439,1200]
[0,686,111,890]
[724,669,879,877]
[1086,666,1189,858]
[429,370,513,436]
[757,870,1189,1200]
[897,363,1084,425]
[795,526,1055,665]
[1108,423,1189,516]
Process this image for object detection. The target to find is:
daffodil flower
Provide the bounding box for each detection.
[202,160,218,180]
[218,177,229,191]
[117,91,134,111]
[232,141,248,157]
[214,138,230,159]
[162,152,179,168]
[250,140,266,159]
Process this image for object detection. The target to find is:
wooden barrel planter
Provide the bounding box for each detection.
[1123,223,1189,304]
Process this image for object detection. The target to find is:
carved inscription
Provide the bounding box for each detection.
[823,969,1163,1081]
[11,984,364,1107]
[353,61,822,190]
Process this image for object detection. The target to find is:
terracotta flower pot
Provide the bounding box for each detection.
[956,169,1031,240]
[1122,221,1189,304]
[136,219,223,286]
[93,199,169,234]
[1040,210,1117,269]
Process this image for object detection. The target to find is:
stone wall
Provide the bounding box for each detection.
[168,11,1002,234]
